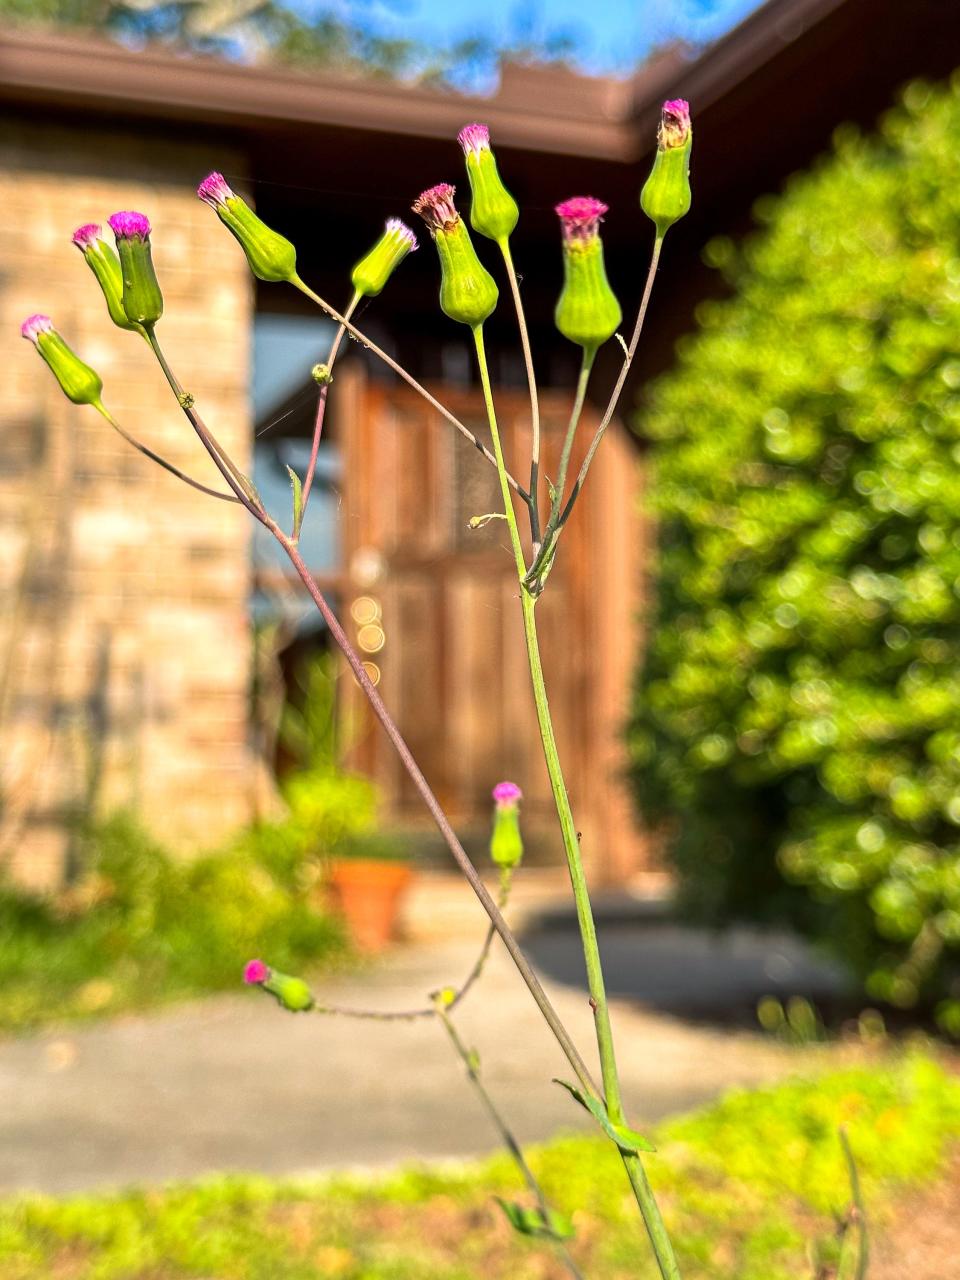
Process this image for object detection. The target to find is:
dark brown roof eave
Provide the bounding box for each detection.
[0,27,637,160]
[0,0,851,163]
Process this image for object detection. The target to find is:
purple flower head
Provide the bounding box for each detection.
[197,172,235,210]
[385,217,419,252]
[457,123,490,157]
[555,196,608,244]
[20,313,54,344]
[659,99,691,149]
[108,211,151,241]
[492,780,523,808]
[72,223,102,252]
[243,958,270,985]
[412,183,459,234]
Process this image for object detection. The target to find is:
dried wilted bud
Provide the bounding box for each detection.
[351,218,418,298]
[458,123,519,243]
[72,223,146,337]
[553,197,622,352]
[198,171,298,284]
[108,210,164,327]
[640,98,693,236]
[490,780,524,868]
[21,314,104,407]
[412,184,498,328]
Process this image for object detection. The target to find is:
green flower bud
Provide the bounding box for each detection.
[72,224,146,337]
[412,184,498,328]
[490,781,524,869]
[108,212,164,327]
[198,172,297,283]
[21,314,103,407]
[554,198,622,352]
[458,124,519,243]
[351,219,418,298]
[640,99,692,236]
[244,959,314,1012]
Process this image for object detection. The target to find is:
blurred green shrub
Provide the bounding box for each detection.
[0,810,351,1033]
[629,77,960,1031]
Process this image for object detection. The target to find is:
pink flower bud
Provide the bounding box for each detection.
[493,781,523,808]
[20,313,54,344]
[457,123,490,157]
[412,183,460,234]
[243,959,270,985]
[197,171,234,209]
[108,211,151,240]
[659,99,691,150]
[72,223,102,252]
[555,196,608,244]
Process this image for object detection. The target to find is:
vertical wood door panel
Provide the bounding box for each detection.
[336,366,650,881]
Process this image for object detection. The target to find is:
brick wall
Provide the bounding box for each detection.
[0,118,257,887]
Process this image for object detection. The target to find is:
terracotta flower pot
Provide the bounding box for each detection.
[328,858,414,952]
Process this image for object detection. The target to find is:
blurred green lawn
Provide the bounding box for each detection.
[0,1051,955,1278]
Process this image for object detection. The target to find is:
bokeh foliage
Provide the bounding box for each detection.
[629,76,960,1031]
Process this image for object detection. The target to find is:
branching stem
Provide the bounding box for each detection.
[499,237,542,547]
[299,291,359,524]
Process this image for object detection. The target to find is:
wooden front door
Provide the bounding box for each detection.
[333,365,650,885]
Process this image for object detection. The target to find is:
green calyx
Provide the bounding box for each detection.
[218,196,298,284]
[491,804,524,869]
[83,240,148,337]
[434,219,499,327]
[261,968,315,1012]
[116,234,164,328]
[34,330,103,407]
[351,223,416,298]
[555,236,622,351]
[465,148,519,243]
[640,133,692,236]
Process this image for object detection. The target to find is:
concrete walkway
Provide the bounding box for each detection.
[0,916,848,1195]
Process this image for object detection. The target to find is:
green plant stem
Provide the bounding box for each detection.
[437,1008,585,1280]
[473,324,682,1280]
[93,402,238,503]
[145,327,262,512]
[499,237,542,547]
[299,291,359,521]
[292,276,530,502]
[838,1128,869,1280]
[524,347,595,587]
[559,233,663,528]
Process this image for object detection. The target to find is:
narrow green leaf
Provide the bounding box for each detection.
[494,1199,574,1241]
[286,465,304,539]
[553,1079,656,1154]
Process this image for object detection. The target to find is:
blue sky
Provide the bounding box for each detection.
[290,0,764,78]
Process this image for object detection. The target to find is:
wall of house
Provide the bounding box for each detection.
[0,116,257,887]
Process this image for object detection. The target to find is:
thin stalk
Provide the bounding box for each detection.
[93,403,238,503]
[473,326,682,1280]
[145,328,262,514]
[310,869,513,1022]
[437,1009,585,1280]
[838,1128,868,1280]
[499,237,542,547]
[292,276,530,503]
[559,234,663,528]
[299,292,359,521]
[524,347,595,587]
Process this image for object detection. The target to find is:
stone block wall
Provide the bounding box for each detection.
[0,117,257,887]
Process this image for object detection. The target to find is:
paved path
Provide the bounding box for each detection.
[0,918,848,1194]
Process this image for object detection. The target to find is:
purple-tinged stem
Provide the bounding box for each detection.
[299,293,358,525]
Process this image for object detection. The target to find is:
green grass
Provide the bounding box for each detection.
[0,813,348,1034]
[0,1051,955,1278]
